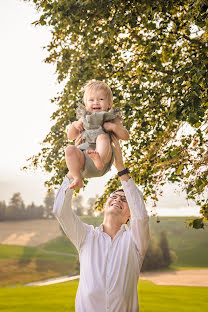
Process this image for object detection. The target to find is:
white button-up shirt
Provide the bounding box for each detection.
[53,176,150,312]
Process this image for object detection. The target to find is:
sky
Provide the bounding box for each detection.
[0,0,200,216]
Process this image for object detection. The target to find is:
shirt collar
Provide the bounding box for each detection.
[99,223,128,232]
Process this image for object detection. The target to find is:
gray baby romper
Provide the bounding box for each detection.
[76,106,121,178]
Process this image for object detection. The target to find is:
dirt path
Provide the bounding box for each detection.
[38,247,77,258]
[26,270,208,287]
[26,275,80,287]
[0,220,62,246]
[140,269,208,287]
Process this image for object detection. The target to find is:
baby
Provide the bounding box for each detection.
[65,80,129,189]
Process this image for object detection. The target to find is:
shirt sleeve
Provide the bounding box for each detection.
[53,176,90,251]
[121,178,150,266]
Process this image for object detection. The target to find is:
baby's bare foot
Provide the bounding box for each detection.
[86,150,104,170]
[69,177,83,189]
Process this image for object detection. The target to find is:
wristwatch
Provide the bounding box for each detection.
[118,168,130,177]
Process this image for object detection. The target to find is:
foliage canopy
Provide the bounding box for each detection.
[25,0,208,227]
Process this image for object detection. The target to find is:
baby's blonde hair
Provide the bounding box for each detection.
[82,80,113,109]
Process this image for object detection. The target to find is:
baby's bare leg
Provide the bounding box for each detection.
[87,134,112,170]
[65,145,85,189]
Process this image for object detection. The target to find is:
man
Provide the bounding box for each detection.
[53,135,150,312]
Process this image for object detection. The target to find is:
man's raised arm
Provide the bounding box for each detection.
[111,135,150,267]
[53,176,90,251]
[121,178,150,267]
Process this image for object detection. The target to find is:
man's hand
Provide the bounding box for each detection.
[72,119,84,132]
[75,133,82,146]
[67,118,83,140]
[103,121,115,132]
[104,118,129,141]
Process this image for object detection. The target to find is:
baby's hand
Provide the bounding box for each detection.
[103,121,115,132]
[73,119,83,132]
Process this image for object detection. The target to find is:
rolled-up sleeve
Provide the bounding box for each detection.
[53,176,90,251]
[122,178,150,267]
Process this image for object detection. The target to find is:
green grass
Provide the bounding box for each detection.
[0,245,78,287]
[0,244,76,262]
[80,215,103,227]
[138,280,208,312]
[0,280,207,312]
[0,281,78,312]
[40,236,78,256]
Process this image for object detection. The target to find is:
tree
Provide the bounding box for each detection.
[159,231,172,268]
[141,233,174,271]
[72,195,84,216]
[26,202,44,219]
[6,193,25,220]
[141,237,164,272]
[44,190,55,218]
[86,195,99,216]
[0,201,6,221]
[0,195,44,221]
[24,0,208,227]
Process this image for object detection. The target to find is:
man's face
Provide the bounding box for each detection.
[104,191,130,224]
[86,89,110,113]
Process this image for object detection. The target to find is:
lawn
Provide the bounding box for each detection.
[41,236,78,256]
[1,216,207,287]
[0,244,76,262]
[0,244,78,287]
[0,280,207,312]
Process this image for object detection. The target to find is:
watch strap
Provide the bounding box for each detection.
[118,168,130,177]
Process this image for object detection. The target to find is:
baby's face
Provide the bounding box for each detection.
[86,89,110,113]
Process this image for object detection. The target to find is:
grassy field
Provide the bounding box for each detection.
[0,216,207,287]
[0,243,76,262]
[0,280,207,312]
[41,236,78,256]
[0,244,78,287]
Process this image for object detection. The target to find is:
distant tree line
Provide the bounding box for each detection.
[0,191,97,221]
[0,192,45,221]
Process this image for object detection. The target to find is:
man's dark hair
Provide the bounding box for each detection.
[113,188,124,193]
